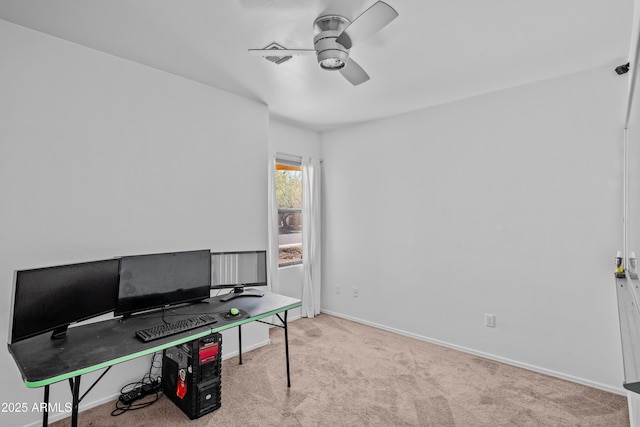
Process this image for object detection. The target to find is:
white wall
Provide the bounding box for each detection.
[0,20,269,426]
[628,10,640,272]
[321,65,627,393]
[626,16,640,423]
[268,119,321,318]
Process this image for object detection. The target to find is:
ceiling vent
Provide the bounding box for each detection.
[262,43,292,64]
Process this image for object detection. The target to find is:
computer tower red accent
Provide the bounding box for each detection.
[162,333,222,419]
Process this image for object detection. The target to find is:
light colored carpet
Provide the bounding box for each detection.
[52,313,629,426]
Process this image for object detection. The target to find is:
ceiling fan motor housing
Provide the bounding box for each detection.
[313,15,350,70]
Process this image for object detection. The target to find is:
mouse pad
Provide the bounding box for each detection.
[219,309,249,322]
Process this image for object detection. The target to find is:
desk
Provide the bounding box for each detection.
[8,291,301,427]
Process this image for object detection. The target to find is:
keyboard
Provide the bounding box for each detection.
[135,314,218,342]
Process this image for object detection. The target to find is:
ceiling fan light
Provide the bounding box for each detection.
[320,57,346,70]
[316,48,348,71]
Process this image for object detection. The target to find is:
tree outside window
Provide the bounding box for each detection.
[276,163,302,266]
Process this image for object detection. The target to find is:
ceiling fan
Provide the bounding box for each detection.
[249,1,398,86]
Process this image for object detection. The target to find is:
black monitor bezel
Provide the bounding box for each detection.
[209,250,268,290]
[114,249,212,317]
[9,258,121,344]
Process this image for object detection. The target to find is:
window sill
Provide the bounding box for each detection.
[279,261,303,268]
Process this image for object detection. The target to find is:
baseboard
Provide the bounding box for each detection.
[285,312,302,322]
[221,338,271,360]
[320,309,627,396]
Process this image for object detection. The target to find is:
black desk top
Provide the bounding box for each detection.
[8,292,301,388]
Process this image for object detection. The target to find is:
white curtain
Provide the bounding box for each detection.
[301,158,322,318]
[267,155,279,293]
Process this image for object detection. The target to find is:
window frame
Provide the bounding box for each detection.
[275,159,303,268]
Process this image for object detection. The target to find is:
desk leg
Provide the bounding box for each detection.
[70,375,81,427]
[42,385,50,426]
[284,310,291,388]
[258,311,292,387]
[238,324,243,365]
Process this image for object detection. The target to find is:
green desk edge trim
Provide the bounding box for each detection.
[24,301,302,388]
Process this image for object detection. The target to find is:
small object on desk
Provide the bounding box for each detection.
[221,308,247,321]
[616,251,626,278]
[135,314,218,342]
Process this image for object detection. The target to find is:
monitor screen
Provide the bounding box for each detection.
[115,249,211,316]
[211,250,267,289]
[10,258,120,343]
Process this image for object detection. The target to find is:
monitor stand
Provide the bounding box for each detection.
[50,325,69,340]
[220,286,264,302]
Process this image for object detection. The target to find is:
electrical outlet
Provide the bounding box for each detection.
[353,287,358,297]
[336,284,341,294]
[485,313,496,328]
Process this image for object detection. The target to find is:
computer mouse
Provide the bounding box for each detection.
[229,308,240,316]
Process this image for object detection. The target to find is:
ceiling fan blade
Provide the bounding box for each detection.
[248,48,315,56]
[339,58,370,86]
[336,1,398,49]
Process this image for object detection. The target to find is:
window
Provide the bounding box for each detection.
[276,161,302,266]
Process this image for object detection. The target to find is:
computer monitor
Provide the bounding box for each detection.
[115,249,211,317]
[210,250,267,301]
[9,258,120,343]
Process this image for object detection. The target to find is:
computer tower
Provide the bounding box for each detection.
[162,333,222,419]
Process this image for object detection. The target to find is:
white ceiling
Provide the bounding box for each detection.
[0,0,634,131]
